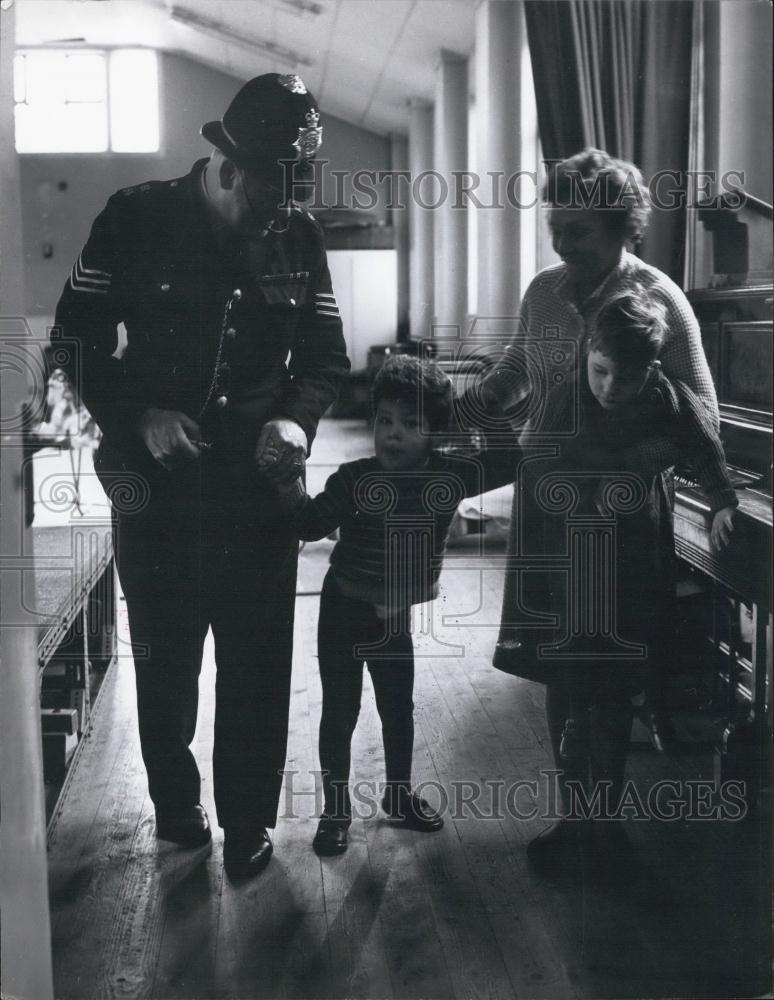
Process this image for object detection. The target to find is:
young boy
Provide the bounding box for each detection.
[280,355,516,855]
[538,288,737,764]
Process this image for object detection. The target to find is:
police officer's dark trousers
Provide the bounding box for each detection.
[113,492,297,831]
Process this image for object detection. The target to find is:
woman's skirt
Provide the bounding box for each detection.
[493,455,676,692]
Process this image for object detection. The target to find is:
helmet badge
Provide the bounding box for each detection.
[293,109,323,159]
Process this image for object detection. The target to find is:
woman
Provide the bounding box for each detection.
[478,148,719,868]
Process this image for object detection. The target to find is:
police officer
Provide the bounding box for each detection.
[54,74,349,878]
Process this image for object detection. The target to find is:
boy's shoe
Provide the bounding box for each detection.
[559,718,589,760]
[312,817,350,856]
[382,787,444,832]
[155,804,212,848]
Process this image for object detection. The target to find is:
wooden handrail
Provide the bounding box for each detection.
[726,184,774,219]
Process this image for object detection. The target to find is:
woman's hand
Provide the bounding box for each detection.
[711,506,735,551]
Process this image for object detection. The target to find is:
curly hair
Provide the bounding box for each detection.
[587,286,667,373]
[371,354,454,432]
[543,148,651,244]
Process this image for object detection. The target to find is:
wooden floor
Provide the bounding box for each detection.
[47,421,773,1000]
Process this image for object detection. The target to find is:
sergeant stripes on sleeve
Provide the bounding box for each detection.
[315,291,340,317]
[69,252,112,295]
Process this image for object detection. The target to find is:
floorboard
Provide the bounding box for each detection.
[46,418,773,1000]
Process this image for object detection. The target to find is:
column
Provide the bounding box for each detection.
[390,132,410,340]
[433,50,468,334]
[475,0,524,328]
[408,100,434,341]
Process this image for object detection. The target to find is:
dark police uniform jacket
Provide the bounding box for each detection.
[53,158,350,519]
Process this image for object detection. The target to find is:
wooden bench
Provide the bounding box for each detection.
[31,520,117,827]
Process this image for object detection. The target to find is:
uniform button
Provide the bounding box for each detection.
[217,395,228,408]
[160,283,170,292]
[232,288,242,301]
[289,297,296,306]
[226,326,237,339]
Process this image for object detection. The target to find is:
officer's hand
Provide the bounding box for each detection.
[255,418,307,485]
[137,408,202,470]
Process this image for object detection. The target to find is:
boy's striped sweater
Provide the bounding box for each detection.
[292,447,517,608]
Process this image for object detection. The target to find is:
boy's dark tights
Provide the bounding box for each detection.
[317,570,415,822]
[546,679,633,818]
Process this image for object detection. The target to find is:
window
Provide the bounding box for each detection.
[14,49,159,154]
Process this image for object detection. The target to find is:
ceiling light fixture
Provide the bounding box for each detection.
[169,5,312,67]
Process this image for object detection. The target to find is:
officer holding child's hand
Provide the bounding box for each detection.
[54,74,349,879]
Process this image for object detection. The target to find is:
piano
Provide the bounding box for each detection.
[678,270,772,804]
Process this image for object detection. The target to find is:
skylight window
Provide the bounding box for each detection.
[14,49,159,154]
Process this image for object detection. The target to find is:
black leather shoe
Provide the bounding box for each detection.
[223,827,273,879]
[382,789,444,832]
[155,804,212,848]
[312,817,350,856]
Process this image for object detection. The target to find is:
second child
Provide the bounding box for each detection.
[558,289,737,763]
[510,286,738,866]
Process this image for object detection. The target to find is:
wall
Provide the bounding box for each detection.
[1,3,56,997]
[690,0,773,288]
[328,249,398,370]
[716,0,773,206]
[313,115,392,219]
[19,51,390,317]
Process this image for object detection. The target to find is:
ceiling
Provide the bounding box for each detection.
[14,0,476,135]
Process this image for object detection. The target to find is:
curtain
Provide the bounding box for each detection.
[525,0,694,282]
